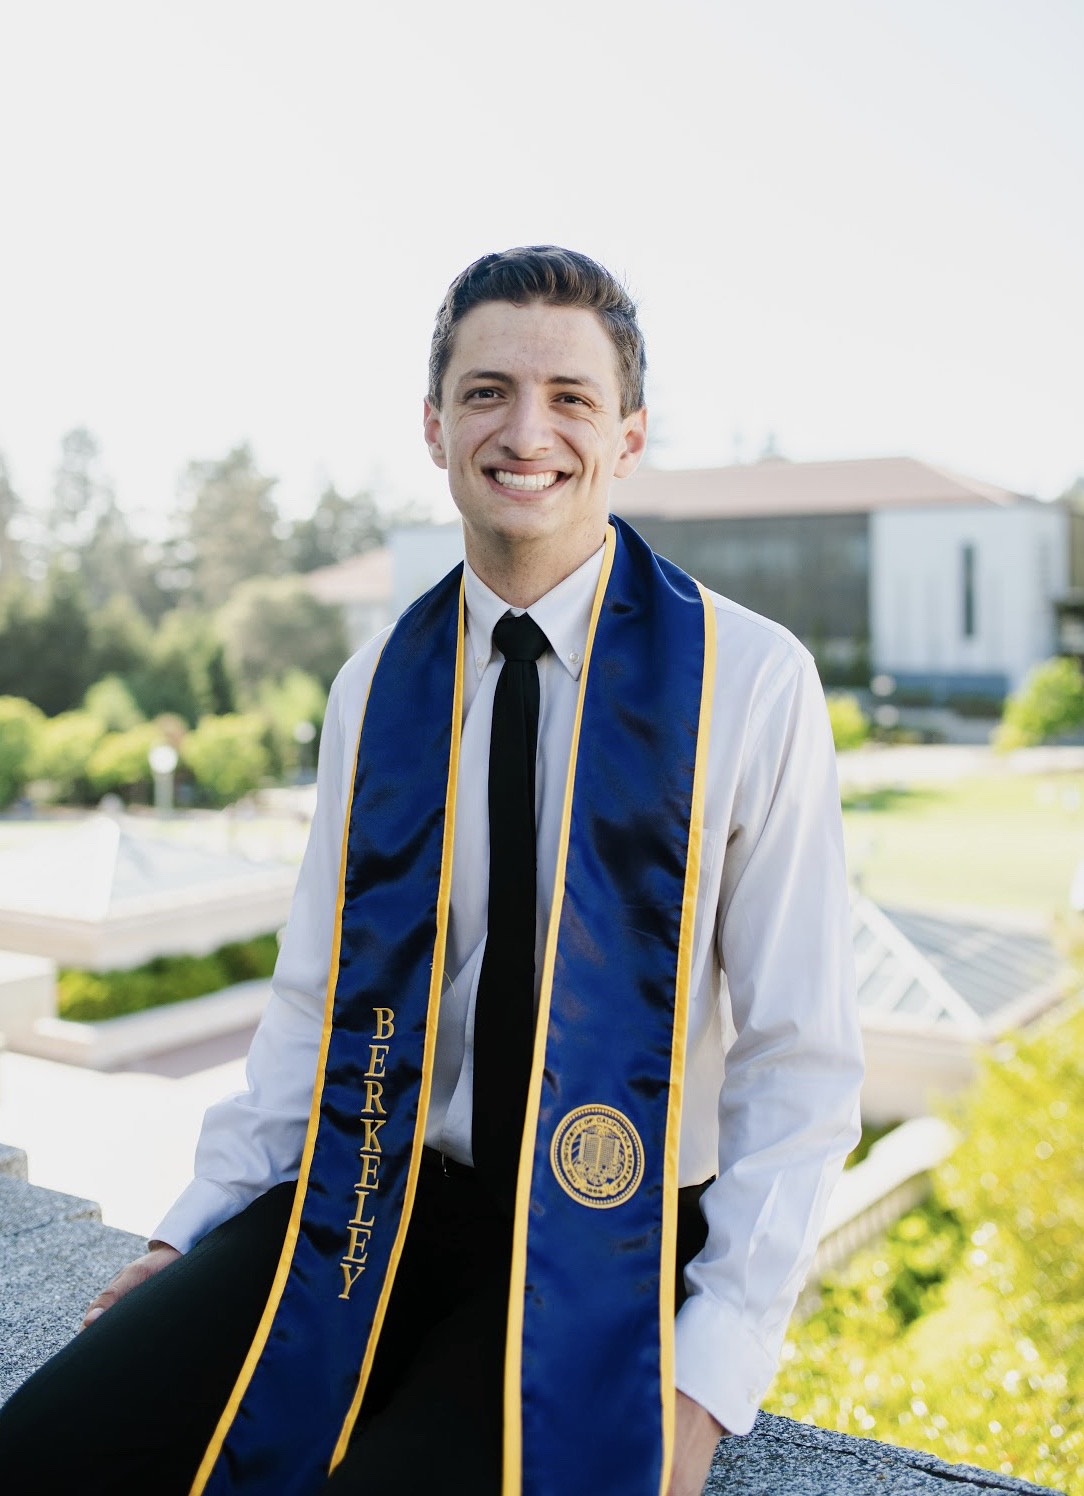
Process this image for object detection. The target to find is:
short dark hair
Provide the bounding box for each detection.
[428,245,646,417]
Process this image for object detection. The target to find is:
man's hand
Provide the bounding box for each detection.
[667,1390,726,1496]
[81,1241,180,1329]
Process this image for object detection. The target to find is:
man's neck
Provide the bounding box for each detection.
[463,527,608,609]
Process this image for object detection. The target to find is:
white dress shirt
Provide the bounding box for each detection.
[154,540,863,1438]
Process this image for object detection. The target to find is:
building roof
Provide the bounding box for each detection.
[853,895,1064,1039]
[303,547,392,606]
[615,456,1028,521]
[0,815,301,970]
[0,816,295,924]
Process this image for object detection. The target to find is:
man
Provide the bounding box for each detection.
[0,247,862,1495]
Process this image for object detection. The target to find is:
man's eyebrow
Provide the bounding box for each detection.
[454,369,605,393]
[457,369,513,385]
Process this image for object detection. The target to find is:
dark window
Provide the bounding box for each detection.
[962,543,977,638]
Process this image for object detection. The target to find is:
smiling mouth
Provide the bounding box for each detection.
[490,469,562,492]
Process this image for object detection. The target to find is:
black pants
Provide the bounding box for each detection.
[0,1156,710,1495]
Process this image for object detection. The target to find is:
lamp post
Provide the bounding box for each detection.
[870,673,899,732]
[292,720,317,783]
[148,743,179,817]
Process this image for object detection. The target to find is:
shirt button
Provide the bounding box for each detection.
[476,656,485,670]
[568,650,580,665]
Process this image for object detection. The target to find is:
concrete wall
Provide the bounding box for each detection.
[390,522,463,616]
[871,502,1068,696]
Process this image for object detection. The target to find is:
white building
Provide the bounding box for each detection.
[305,456,1076,702]
[870,497,1067,697]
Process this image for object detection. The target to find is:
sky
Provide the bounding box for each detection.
[1,0,1082,534]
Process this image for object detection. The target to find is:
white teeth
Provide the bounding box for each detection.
[493,470,560,491]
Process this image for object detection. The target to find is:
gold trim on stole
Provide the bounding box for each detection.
[657,582,716,1495]
[500,526,617,1496]
[329,579,466,1467]
[500,536,715,1496]
[188,579,466,1494]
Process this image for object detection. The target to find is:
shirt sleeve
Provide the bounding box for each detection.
[151,656,364,1253]
[673,644,864,1434]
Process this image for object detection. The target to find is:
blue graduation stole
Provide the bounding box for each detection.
[189,517,716,1496]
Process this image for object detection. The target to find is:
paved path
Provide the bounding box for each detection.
[837,742,1084,789]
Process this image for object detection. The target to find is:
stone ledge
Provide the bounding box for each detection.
[0,1143,28,1180]
[0,1171,1063,1493]
[0,1174,103,1235]
[5,977,271,1069]
[0,1173,144,1404]
[706,1413,1064,1493]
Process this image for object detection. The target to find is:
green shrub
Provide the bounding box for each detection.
[181,713,271,805]
[216,934,281,984]
[995,656,1084,750]
[767,1003,1084,1492]
[253,669,326,774]
[86,721,164,799]
[34,710,107,802]
[0,696,46,807]
[83,674,146,732]
[826,692,870,752]
[57,932,280,1021]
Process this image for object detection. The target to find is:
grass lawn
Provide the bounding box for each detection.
[842,772,1084,917]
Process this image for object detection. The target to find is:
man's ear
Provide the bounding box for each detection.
[423,398,448,470]
[613,407,648,479]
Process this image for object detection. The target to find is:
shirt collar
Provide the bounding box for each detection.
[463,542,607,682]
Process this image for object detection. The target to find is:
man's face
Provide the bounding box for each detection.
[423,301,646,580]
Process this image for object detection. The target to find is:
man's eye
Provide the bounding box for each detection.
[465,387,501,400]
[556,393,588,406]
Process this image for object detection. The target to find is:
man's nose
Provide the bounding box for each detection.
[498,393,554,458]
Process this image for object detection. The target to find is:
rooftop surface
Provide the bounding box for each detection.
[855,896,1063,1037]
[616,455,1029,520]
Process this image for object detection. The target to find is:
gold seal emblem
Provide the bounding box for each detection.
[550,1104,645,1209]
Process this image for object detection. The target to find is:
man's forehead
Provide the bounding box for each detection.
[445,300,622,392]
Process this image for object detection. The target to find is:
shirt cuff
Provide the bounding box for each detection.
[151,1178,249,1254]
[674,1292,778,1436]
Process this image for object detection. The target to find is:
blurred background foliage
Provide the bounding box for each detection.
[0,427,424,808]
[766,1000,1084,1493]
[995,656,1084,751]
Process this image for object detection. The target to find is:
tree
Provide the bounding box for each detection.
[995,656,1084,750]
[181,713,271,804]
[0,567,95,715]
[286,483,414,572]
[0,453,27,590]
[0,696,45,807]
[0,584,34,699]
[84,675,146,732]
[127,609,235,725]
[80,489,155,612]
[177,445,286,607]
[32,427,162,614]
[47,427,104,562]
[216,575,348,696]
[44,429,135,597]
[88,593,153,682]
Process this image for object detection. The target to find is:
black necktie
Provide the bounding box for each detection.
[471,611,549,1205]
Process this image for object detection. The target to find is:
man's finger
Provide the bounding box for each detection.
[81,1285,120,1329]
[79,1245,181,1329]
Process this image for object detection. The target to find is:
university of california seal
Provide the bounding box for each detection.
[549,1104,645,1209]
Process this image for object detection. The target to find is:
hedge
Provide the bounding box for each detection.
[57,933,280,1021]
